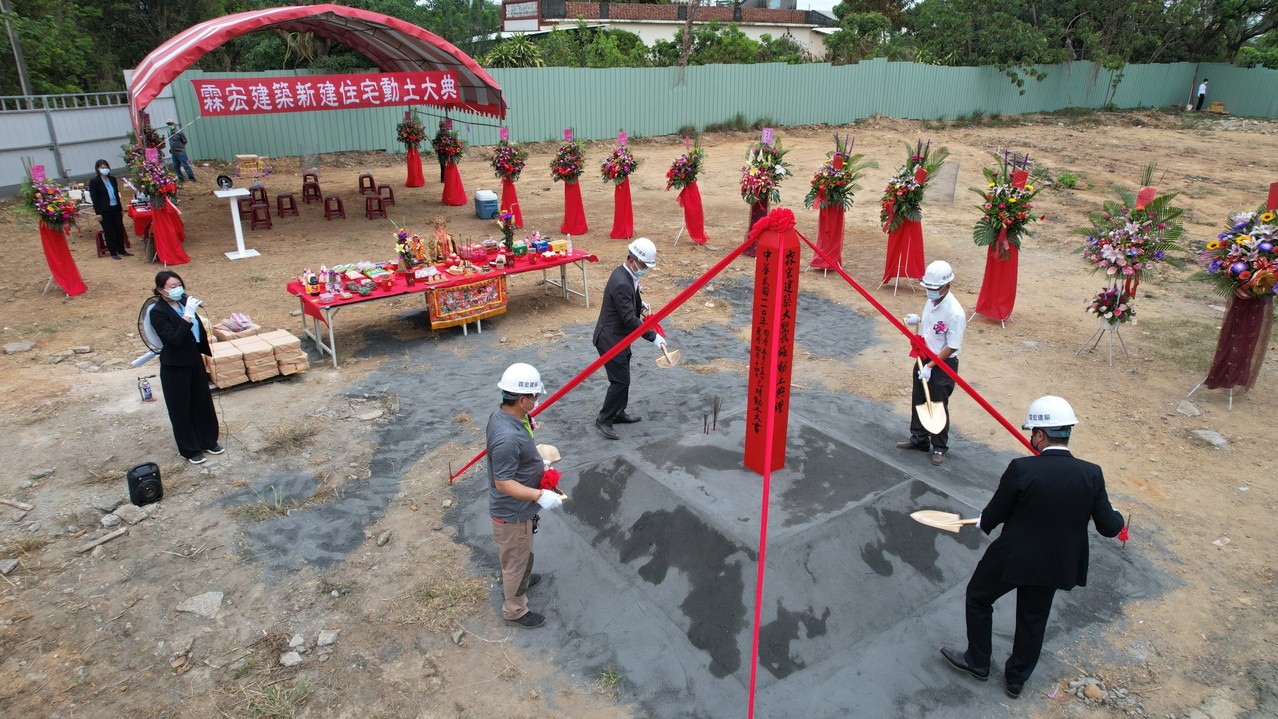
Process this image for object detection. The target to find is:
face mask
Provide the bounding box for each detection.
[925,289,941,300]
[98,167,110,176]
[166,286,185,301]
[634,267,650,278]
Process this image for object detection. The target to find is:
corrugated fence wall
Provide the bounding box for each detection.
[172,60,1278,162]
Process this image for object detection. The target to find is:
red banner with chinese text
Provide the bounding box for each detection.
[191,72,463,116]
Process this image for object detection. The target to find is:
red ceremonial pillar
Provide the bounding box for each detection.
[39,224,88,296]
[442,163,467,205]
[151,199,190,265]
[406,146,425,187]
[744,209,800,475]
[610,178,634,239]
[678,181,708,244]
[973,241,1019,322]
[881,218,925,283]
[810,205,845,269]
[501,178,523,228]
[561,181,588,235]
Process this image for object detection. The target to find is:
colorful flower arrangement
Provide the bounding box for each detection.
[21,180,81,231]
[666,140,704,192]
[134,160,179,204]
[739,140,790,206]
[1086,287,1136,324]
[600,143,639,185]
[972,151,1045,259]
[396,115,425,149]
[122,123,166,170]
[550,138,585,184]
[431,126,465,165]
[496,210,517,249]
[1191,207,1278,299]
[804,135,876,211]
[880,139,949,233]
[1079,164,1184,298]
[487,139,528,182]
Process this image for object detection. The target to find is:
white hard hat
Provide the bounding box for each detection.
[497,362,545,395]
[920,260,954,289]
[628,237,657,267]
[1022,395,1077,436]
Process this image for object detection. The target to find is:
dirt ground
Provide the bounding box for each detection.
[0,108,1275,718]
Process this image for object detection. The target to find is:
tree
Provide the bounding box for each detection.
[651,22,760,66]
[484,35,546,68]
[823,8,893,64]
[905,0,1069,91]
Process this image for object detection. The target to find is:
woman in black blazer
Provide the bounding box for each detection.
[149,271,222,464]
[87,159,130,260]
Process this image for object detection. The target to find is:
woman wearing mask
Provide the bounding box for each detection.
[87,159,131,260]
[149,271,222,464]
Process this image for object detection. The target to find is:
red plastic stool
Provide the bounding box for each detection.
[303,172,318,184]
[358,173,376,195]
[249,202,272,230]
[276,192,299,217]
[365,195,387,220]
[301,181,322,204]
[94,229,134,257]
[237,196,254,218]
[250,185,268,206]
[323,196,345,220]
[377,184,395,206]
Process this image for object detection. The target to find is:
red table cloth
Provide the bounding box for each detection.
[810,205,845,269]
[561,182,588,235]
[501,178,523,228]
[610,178,634,239]
[882,218,925,283]
[442,163,467,206]
[151,200,189,266]
[127,205,153,238]
[406,147,425,188]
[39,224,88,296]
[678,181,708,245]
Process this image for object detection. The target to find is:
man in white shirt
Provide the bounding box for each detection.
[1196,79,1208,111]
[897,260,965,466]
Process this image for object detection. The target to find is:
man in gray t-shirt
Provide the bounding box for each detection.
[486,363,561,627]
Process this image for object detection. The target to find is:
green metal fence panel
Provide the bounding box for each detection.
[171,61,1278,162]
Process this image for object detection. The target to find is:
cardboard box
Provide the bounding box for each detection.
[278,359,309,376]
[244,355,277,369]
[258,330,303,357]
[247,366,280,382]
[213,323,261,342]
[274,348,307,363]
[230,337,274,361]
[213,374,250,389]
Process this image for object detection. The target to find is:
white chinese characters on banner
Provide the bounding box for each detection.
[191,71,463,116]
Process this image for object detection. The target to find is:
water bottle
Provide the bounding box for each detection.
[138,376,155,403]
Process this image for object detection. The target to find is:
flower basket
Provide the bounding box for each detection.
[740,140,790,206]
[601,144,639,185]
[551,138,585,185]
[488,139,528,182]
[880,140,949,234]
[431,126,465,166]
[397,116,425,150]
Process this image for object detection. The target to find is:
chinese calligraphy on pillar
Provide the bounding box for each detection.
[744,218,800,475]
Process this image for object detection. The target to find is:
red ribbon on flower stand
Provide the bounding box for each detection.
[405,146,425,188]
[441,163,467,206]
[39,224,88,296]
[973,169,1030,323]
[881,219,925,285]
[610,177,634,239]
[561,181,588,235]
[1202,294,1274,393]
[678,181,708,245]
[743,199,769,258]
[501,178,523,228]
[151,199,189,265]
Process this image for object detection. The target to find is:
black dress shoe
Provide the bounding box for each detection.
[895,438,930,451]
[595,418,620,440]
[526,573,542,590]
[1005,681,1023,699]
[505,611,545,628]
[110,253,122,260]
[120,251,134,257]
[613,411,642,424]
[939,647,989,681]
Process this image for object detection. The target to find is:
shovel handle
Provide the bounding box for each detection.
[660,345,674,364]
[916,357,934,404]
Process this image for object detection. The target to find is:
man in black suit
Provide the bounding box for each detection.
[592,237,666,440]
[940,395,1125,699]
[87,158,130,260]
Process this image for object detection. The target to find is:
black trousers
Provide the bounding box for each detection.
[964,555,1058,685]
[160,363,219,459]
[1196,93,1206,111]
[438,158,447,183]
[100,207,126,254]
[909,356,958,451]
[598,347,631,422]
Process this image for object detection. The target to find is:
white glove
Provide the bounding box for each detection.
[653,334,668,350]
[903,313,921,327]
[641,301,651,316]
[536,490,563,510]
[917,364,932,382]
[183,297,202,319]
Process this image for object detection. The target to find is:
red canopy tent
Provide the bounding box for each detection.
[128,3,506,130]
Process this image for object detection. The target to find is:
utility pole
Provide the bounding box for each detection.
[0,0,33,97]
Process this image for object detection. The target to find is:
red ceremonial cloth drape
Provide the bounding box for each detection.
[405,146,425,187]
[39,224,88,296]
[561,181,588,235]
[678,181,708,245]
[1205,294,1273,391]
[442,163,467,206]
[973,243,1019,321]
[810,205,845,269]
[501,178,523,228]
[743,200,769,258]
[610,178,634,239]
[882,218,925,283]
[151,199,189,266]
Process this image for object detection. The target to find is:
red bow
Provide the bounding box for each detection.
[540,467,561,491]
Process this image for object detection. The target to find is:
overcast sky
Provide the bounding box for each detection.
[795,0,841,15]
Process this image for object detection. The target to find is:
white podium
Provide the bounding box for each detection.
[213,188,259,260]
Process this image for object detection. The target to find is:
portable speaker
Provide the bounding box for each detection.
[126,462,163,506]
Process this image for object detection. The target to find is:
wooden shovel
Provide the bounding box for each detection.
[910,510,978,533]
[655,344,682,369]
[915,358,947,435]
